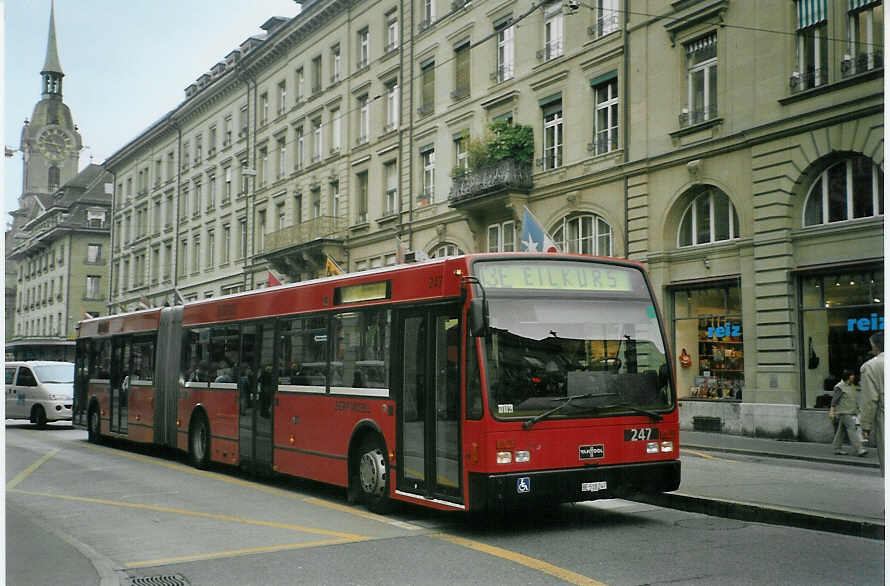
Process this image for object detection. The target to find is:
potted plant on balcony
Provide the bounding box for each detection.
[449,121,534,201]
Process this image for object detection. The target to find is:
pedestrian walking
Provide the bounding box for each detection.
[859,332,884,476]
[829,370,866,456]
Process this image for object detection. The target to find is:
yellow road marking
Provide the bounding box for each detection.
[125,537,360,568]
[9,488,368,540]
[432,533,608,586]
[7,448,60,490]
[681,449,721,460]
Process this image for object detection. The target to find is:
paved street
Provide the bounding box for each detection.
[5,422,885,585]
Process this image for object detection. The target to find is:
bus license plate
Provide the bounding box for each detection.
[624,428,659,441]
[582,481,607,493]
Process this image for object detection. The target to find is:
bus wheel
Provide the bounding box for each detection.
[87,407,102,444]
[189,414,210,470]
[31,405,47,429]
[357,435,393,514]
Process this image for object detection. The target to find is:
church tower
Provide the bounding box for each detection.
[19,0,82,203]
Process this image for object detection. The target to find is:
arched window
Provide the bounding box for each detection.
[48,166,60,191]
[803,156,883,226]
[678,186,738,247]
[550,213,612,255]
[430,243,464,258]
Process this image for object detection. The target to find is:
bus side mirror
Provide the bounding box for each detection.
[469,297,489,337]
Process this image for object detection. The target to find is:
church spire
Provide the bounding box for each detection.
[41,0,64,98]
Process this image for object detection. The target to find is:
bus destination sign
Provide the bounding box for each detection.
[476,262,633,292]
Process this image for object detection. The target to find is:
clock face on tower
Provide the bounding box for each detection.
[36,125,75,162]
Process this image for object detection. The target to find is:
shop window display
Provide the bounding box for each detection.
[673,282,743,401]
[800,268,883,408]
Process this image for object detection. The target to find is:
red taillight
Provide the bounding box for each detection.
[531,377,541,384]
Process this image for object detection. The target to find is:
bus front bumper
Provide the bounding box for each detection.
[468,460,681,511]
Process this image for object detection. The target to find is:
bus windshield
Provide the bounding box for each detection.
[476,262,673,421]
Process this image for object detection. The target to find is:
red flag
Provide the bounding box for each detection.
[267,271,282,287]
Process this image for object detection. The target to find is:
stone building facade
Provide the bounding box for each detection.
[105,0,883,438]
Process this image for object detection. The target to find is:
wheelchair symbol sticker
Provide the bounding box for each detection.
[517,477,531,494]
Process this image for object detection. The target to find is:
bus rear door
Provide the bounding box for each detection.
[238,321,275,469]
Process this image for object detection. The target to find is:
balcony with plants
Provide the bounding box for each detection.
[448,121,534,209]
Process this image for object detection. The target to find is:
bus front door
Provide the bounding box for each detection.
[397,306,462,505]
[238,322,275,470]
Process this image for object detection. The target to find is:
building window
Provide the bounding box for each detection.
[594,0,619,37]
[454,133,468,173]
[296,67,305,101]
[193,180,202,213]
[311,188,321,218]
[792,0,828,91]
[331,107,342,152]
[420,60,435,116]
[208,127,217,155]
[87,244,102,263]
[330,180,341,218]
[295,126,304,170]
[673,281,744,401]
[222,224,231,264]
[421,0,435,29]
[542,100,563,170]
[312,118,322,162]
[799,267,884,408]
[551,213,612,255]
[224,167,232,203]
[431,243,463,258]
[356,171,369,223]
[207,175,216,209]
[845,1,883,76]
[358,28,370,69]
[495,20,514,82]
[259,148,268,186]
[49,166,60,191]
[306,58,320,97]
[803,156,884,226]
[453,42,470,99]
[542,2,563,60]
[487,221,516,252]
[294,193,303,224]
[239,106,248,137]
[207,230,215,268]
[277,138,287,179]
[384,80,399,131]
[224,116,233,146]
[277,203,286,230]
[192,237,201,273]
[163,244,172,280]
[386,11,399,51]
[239,218,248,259]
[257,211,266,252]
[421,147,435,204]
[357,95,370,144]
[681,33,717,126]
[331,44,341,83]
[593,74,618,155]
[260,93,269,125]
[384,161,398,215]
[678,186,739,247]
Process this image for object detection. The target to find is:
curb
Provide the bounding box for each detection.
[682,443,880,469]
[632,492,884,541]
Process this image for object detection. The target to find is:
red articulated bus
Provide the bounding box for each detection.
[74,253,680,513]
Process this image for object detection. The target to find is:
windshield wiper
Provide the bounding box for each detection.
[522,393,599,430]
[599,402,663,422]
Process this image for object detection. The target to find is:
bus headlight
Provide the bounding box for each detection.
[661,441,674,453]
[646,441,659,454]
[515,450,530,463]
[496,451,513,464]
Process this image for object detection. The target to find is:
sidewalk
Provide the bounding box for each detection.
[632,430,885,540]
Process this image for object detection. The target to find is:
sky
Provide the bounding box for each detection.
[3,0,303,226]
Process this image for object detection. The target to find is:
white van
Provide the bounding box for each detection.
[5,361,74,427]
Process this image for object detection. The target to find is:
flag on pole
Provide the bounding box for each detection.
[519,206,560,253]
[173,289,185,305]
[267,270,282,287]
[139,294,151,309]
[324,256,344,276]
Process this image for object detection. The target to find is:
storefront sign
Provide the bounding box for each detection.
[847,313,885,332]
[707,320,741,338]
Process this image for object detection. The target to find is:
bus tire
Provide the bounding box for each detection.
[31,405,47,429]
[87,406,102,444]
[189,413,210,470]
[357,435,393,514]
